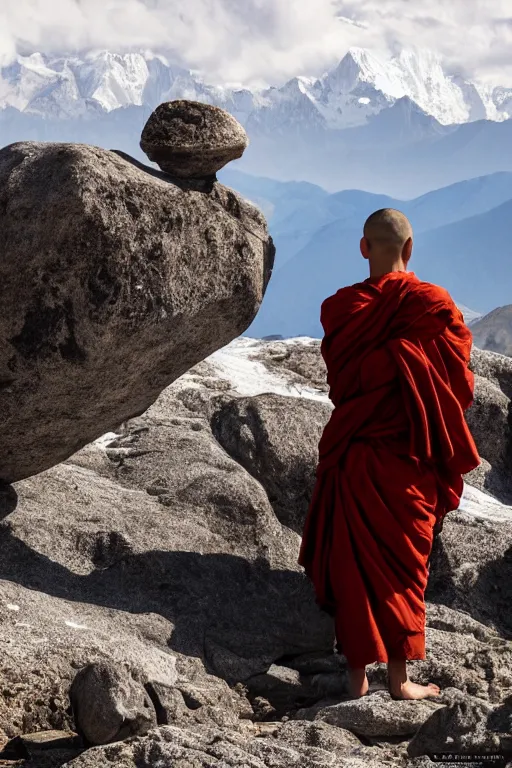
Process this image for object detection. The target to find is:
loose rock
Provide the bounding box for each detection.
[69,662,157,746]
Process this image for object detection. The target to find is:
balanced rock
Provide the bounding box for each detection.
[0,133,273,482]
[140,100,249,179]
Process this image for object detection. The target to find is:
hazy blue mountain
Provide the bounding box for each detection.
[222,169,512,274]
[219,169,328,227]
[236,108,512,198]
[412,200,512,313]
[247,188,512,338]
[248,224,365,338]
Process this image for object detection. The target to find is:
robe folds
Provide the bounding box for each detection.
[299,271,480,668]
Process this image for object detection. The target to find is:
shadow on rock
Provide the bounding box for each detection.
[0,522,333,685]
[427,535,512,638]
[0,484,18,520]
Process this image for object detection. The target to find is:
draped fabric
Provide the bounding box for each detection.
[298,271,480,668]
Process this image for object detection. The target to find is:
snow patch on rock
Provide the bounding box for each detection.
[208,337,329,402]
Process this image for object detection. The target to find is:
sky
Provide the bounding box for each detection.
[1,0,511,86]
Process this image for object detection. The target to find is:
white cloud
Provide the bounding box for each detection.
[0,0,511,86]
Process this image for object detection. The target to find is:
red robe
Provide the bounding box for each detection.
[299,271,480,668]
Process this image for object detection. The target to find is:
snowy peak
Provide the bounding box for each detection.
[72,52,150,111]
[315,47,511,128]
[0,47,511,131]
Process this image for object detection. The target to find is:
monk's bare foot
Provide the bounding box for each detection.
[347,667,369,698]
[390,680,440,700]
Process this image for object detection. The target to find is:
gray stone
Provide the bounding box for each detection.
[407,616,512,705]
[60,724,387,768]
[211,393,331,532]
[0,139,273,482]
[0,338,511,766]
[276,720,362,755]
[254,339,328,393]
[470,346,512,398]
[147,678,250,728]
[408,695,502,757]
[69,662,157,745]
[465,374,512,498]
[246,663,346,718]
[0,729,81,760]
[426,508,512,638]
[140,100,249,178]
[310,690,443,738]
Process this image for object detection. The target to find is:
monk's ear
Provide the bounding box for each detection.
[360,237,370,260]
[403,237,413,264]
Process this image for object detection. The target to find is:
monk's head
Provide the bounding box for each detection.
[360,209,413,276]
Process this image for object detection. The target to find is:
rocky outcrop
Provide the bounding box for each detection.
[211,394,331,532]
[59,723,384,768]
[465,348,512,499]
[0,106,273,483]
[0,339,511,767]
[0,364,334,743]
[408,692,508,757]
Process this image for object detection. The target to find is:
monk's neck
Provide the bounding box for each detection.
[369,259,408,279]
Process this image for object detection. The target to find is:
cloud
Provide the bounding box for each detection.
[0,0,511,86]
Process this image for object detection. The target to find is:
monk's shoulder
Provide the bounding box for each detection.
[321,284,369,332]
[321,284,364,313]
[408,278,457,313]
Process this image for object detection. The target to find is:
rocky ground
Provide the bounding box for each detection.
[0,337,511,767]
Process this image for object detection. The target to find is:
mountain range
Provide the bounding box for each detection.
[2,48,512,196]
[1,47,509,337]
[217,169,512,338]
[2,48,511,126]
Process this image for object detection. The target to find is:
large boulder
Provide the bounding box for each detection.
[0,127,273,483]
[426,498,512,637]
[464,348,512,498]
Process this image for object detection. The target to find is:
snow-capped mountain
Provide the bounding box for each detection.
[1,47,511,131]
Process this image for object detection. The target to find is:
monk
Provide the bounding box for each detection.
[299,209,480,700]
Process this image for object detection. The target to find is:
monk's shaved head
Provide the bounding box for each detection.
[363,209,413,248]
[360,208,413,276]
